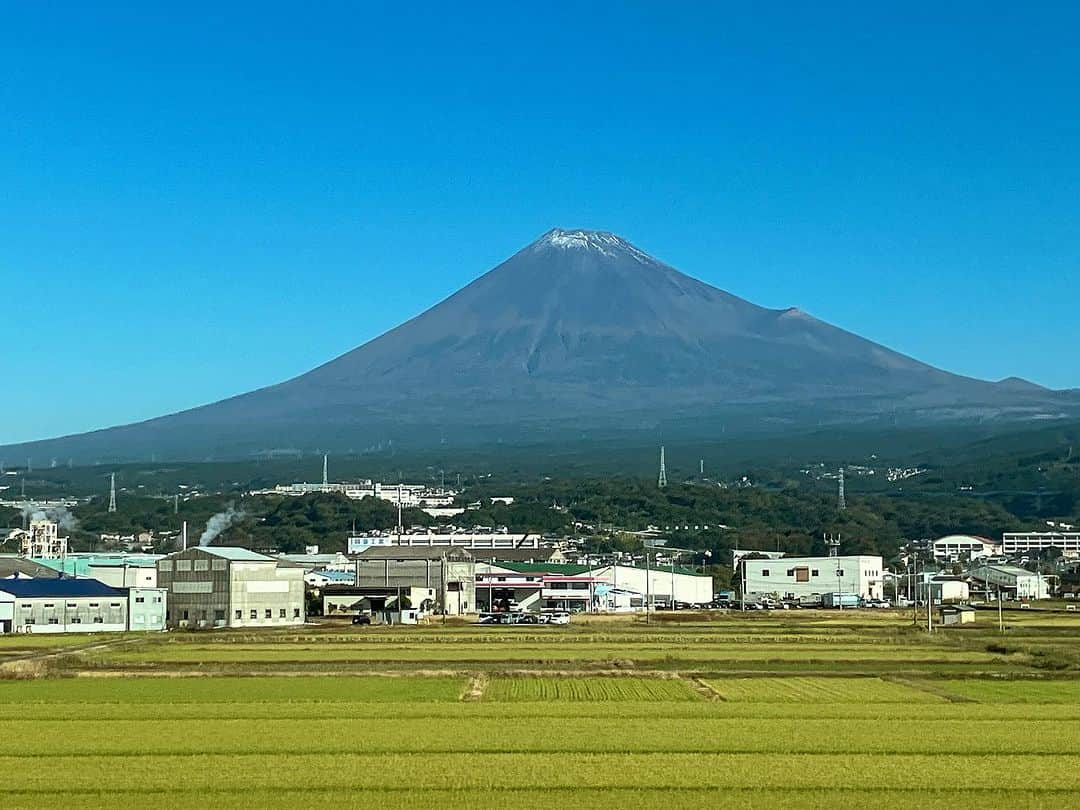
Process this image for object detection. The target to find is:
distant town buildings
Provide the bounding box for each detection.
[1001,531,1080,560]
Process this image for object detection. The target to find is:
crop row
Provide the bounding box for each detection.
[2,753,1078,792]
[3,717,1080,756]
[482,676,698,702]
[4,787,1076,810]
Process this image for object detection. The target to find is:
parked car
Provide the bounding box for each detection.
[547,612,570,625]
[351,614,371,625]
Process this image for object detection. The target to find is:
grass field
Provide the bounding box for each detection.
[2,611,1079,809]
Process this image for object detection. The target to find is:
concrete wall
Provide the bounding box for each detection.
[128,587,167,631]
[89,564,158,589]
[228,562,305,626]
[742,556,883,601]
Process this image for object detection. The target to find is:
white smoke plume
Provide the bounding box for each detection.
[23,506,79,532]
[199,504,245,546]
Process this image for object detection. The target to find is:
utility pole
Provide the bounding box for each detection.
[644,543,651,624]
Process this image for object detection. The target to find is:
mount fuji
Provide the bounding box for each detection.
[5,228,1077,461]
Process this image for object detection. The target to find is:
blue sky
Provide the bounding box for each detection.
[2,2,1078,444]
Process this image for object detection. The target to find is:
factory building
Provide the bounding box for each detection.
[932,535,1001,562]
[1002,531,1080,560]
[0,579,166,634]
[347,532,545,554]
[34,553,161,588]
[968,564,1051,600]
[475,561,713,612]
[915,575,970,604]
[741,555,884,602]
[157,547,305,629]
[353,546,475,615]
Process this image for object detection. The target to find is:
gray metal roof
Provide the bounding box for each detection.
[191,547,275,562]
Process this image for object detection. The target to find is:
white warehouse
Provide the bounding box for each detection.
[932,535,1001,562]
[742,555,884,602]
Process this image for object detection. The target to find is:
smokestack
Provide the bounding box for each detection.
[182,521,188,551]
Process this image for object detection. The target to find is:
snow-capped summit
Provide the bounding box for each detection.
[532,228,653,263]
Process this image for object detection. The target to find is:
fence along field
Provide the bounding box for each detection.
[2,612,1080,810]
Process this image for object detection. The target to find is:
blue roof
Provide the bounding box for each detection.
[0,578,126,598]
[312,569,353,581]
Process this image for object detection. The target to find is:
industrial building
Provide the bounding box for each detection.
[353,546,475,615]
[0,579,166,634]
[475,561,713,612]
[347,532,547,554]
[323,585,436,617]
[1002,531,1080,560]
[916,575,970,604]
[968,563,1051,600]
[157,547,305,629]
[741,555,884,602]
[35,553,161,588]
[932,535,1001,562]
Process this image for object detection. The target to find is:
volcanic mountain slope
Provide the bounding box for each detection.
[5,229,1076,460]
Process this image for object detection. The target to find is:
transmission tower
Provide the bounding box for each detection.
[825,532,841,557]
[108,473,117,513]
[837,466,846,511]
[658,446,667,488]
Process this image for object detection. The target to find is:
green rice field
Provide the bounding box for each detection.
[2,611,1079,809]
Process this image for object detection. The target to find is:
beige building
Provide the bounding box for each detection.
[157,547,305,629]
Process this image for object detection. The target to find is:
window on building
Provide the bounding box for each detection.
[89,602,99,608]
[279,609,286,618]
[235,610,242,620]
[135,597,145,603]
[786,569,795,576]
[154,596,162,603]
[250,610,257,619]
[48,618,59,624]
[212,560,226,571]
[20,604,31,610]
[71,617,82,623]
[66,602,77,608]
[264,609,272,619]
[293,608,301,618]
[93,617,103,623]
[214,610,225,621]
[181,610,189,620]
[110,603,121,608]
[159,561,173,571]
[25,618,34,625]
[43,603,54,609]
[176,560,192,572]
[812,569,820,577]
[761,569,769,577]
[194,560,209,572]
